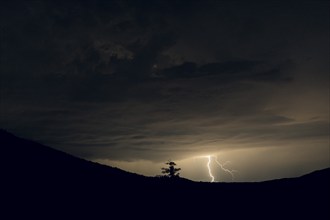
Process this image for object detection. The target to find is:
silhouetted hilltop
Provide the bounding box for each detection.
[1,129,329,219]
[1,129,146,183]
[1,129,191,187]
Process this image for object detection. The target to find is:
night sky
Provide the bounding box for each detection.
[1,0,329,182]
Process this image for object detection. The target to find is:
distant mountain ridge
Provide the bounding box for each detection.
[1,129,328,183]
[1,129,329,219]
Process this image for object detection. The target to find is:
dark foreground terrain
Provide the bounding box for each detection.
[1,129,329,219]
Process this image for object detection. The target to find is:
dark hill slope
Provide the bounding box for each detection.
[1,129,146,184]
[1,129,329,219]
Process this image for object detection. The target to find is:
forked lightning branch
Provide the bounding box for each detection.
[200,155,237,182]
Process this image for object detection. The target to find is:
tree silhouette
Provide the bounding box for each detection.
[161,160,181,178]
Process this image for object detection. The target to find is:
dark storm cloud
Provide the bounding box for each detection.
[1,0,328,169]
[0,0,178,78]
[111,33,177,80]
[160,60,293,82]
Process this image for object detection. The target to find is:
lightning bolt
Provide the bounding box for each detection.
[214,157,236,180]
[201,155,237,182]
[206,156,215,182]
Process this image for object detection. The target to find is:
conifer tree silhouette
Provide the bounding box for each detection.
[161,160,181,178]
